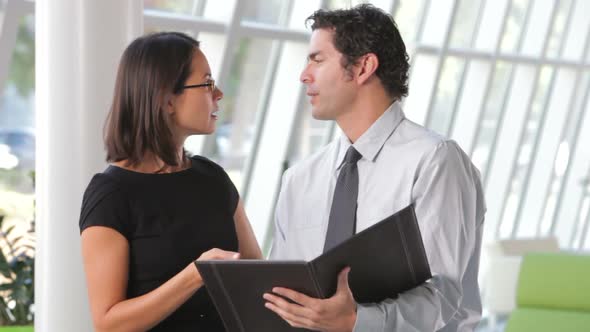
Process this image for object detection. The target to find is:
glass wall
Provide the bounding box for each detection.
[0,0,36,325]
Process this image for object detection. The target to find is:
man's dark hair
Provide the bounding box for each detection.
[306,4,409,100]
[104,32,199,167]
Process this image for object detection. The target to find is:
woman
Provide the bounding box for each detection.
[79,32,262,331]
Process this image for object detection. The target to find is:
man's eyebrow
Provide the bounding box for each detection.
[308,52,322,60]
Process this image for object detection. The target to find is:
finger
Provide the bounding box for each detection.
[201,249,240,260]
[285,319,301,328]
[337,267,351,292]
[263,293,313,318]
[272,287,315,307]
[265,301,316,329]
[214,249,240,259]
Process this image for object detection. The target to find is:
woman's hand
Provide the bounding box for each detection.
[190,248,241,285]
[197,248,240,261]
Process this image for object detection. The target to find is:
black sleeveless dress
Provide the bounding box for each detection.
[79,156,238,331]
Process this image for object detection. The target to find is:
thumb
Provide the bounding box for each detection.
[337,267,351,292]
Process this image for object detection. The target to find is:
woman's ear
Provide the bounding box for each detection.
[165,94,176,115]
[356,53,379,85]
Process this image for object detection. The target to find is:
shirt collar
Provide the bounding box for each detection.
[335,101,405,171]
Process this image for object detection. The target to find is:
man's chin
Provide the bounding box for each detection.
[311,108,334,121]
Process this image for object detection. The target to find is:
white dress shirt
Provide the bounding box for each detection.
[269,102,486,331]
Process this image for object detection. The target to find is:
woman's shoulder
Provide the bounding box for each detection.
[81,169,126,213]
[79,169,130,237]
[190,155,228,177]
[85,170,121,195]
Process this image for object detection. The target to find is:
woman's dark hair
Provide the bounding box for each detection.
[104,31,199,167]
[306,4,410,100]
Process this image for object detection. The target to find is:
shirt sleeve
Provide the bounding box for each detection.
[79,173,130,239]
[353,140,486,331]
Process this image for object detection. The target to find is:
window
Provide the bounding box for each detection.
[142,0,590,251]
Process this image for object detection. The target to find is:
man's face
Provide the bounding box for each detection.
[300,28,357,120]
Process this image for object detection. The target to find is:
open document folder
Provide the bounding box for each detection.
[196,204,431,332]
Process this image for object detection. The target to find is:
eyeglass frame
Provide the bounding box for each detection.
[182,79,216,93]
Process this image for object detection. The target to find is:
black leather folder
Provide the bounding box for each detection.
[196,204,431,332]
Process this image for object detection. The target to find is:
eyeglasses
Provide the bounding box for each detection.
[182,79,216,93]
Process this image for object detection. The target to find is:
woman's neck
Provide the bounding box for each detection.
[114,150,189,174]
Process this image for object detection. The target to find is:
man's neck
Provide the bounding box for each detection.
[336,93,395,143]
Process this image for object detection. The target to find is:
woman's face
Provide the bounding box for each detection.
[169,48,223,137]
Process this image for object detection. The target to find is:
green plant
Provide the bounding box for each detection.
[0,213,34,326]
[8,15,35,98]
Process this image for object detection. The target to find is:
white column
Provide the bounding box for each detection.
[35,1,143,331]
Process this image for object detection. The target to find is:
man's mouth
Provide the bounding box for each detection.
[307,92,318,104]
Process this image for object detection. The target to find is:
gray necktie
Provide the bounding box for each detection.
[323,146,362,253]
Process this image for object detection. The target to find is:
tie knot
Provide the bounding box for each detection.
[344,146,362,164]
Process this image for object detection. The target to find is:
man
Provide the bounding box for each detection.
[264,4,486,332]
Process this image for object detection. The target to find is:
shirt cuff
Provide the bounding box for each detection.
[353,303,384,332]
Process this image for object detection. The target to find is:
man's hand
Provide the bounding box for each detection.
[263,267,357,332]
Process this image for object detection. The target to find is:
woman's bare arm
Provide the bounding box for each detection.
[233,199,263,259]
[81,226,238,332]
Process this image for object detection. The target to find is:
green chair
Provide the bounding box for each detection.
[0,327,34,332]
[505,252,590,332]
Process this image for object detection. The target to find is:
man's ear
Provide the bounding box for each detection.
[356,53,379,85]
